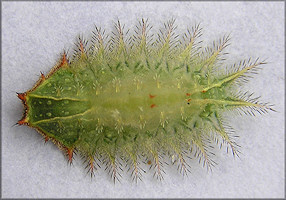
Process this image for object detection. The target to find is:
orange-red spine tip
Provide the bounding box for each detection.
[67,148,74,163]
[60,52,69,67]
[40,72,45,80]
[17,92,26,101]
[17,118,27,125]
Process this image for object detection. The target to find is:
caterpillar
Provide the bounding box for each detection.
[17,19,274,183]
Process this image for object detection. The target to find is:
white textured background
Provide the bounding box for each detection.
[2,1,285,198]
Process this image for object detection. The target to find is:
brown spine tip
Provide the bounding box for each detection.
[151,104,156,108]
[26,71,48,93]
[17,92,29,126]
[149,94,156,99]
[17,118,28,125]
[44,136,49,143]
[186,93,191,96]
[89,156,95,175]
[40,72,45,81]
[17,92,26,101]
[79,39,87,59]
[60,52,69,68]
[67,148,74,163]
[45,51,69,79]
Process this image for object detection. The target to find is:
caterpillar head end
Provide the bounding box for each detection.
[16,92,28,126]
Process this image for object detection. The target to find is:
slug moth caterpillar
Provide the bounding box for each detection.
[17,19,274,182]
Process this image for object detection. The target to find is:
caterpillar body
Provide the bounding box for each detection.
[17,19,274,182]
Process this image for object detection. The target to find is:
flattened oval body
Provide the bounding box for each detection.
[18,19,273,181]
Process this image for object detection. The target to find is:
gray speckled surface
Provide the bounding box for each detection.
[2,1,284,198]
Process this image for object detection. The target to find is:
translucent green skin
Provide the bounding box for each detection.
[27,59,211,149]
[22,20,271,180]
[27,54,258,154]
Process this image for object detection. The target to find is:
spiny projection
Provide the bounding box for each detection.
[17,19,274,182]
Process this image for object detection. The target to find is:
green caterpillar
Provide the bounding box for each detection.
[17,19,274,182]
